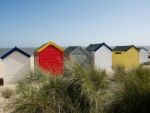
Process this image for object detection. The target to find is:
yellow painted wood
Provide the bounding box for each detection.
[112,47,139,69]
[125,47,139,68]
[112,51,126,67]
[37,41,64,52]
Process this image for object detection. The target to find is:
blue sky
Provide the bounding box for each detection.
[0,0,150,47]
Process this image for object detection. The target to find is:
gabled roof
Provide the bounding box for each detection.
[0,48,11,57]
[138,47,148,52]
[1,47,30,59]
[0,48,36,57]
[64,46,80,54]
[113,45,139,52]
[65,46,90,57]
[86,43,112,51]
[36,41,64,52]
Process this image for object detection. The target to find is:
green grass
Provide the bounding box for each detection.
[141,61,150,66]
[107,67,150,113]
[9,63,150,113]
[10,63,108,113]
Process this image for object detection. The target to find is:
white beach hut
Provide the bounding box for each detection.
[0,47,31,85]
[86,43,112,70]
[149,52,150,62]
[138,47,149,64]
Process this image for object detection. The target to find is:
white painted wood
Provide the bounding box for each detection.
[148,51,150,62]
[30,55,34,72]
[0,59,4,78]
[139,49,149,64]
[2,51,30,84]
[94,45,112,70]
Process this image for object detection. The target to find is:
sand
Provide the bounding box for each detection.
[0,85,16,113]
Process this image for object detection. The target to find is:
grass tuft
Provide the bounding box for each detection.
[9,63,150,113]
[107,67,150,113]
[10,63,108,113]
[1,88,13,99]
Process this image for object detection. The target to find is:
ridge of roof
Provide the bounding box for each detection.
[86,43,112,51]
[1,47,30,59]
[138,47,148,52]
[36,41,64,52]
[64,46,80,54]
[113,45,139,51]
[0,47,36,57]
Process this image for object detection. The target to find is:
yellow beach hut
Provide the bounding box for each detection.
[112,45,139,69]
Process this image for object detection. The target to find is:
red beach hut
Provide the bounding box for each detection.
[35,41,64,75]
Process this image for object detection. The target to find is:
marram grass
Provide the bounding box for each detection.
[8,64,150,113]
[107,67,150,113]
[10,63,108,113]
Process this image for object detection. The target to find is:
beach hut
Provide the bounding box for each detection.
[86,43,112,70]
[138,47,149,64]
[112,45,139,69]
[64,46,90,66]
[35,41,64,75]
[0,47,31,85]
[149,52,150,62]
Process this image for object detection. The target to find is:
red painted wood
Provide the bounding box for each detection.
[36,45,64,75]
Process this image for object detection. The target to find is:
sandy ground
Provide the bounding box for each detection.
[0,97,12,113]
[0,85,16,113]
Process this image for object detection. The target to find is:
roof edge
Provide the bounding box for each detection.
[138,47,148,52]
[1,47,31,59]
[86,42,112,51]
[102,43,112,51]
[36,41,64,52]
[113,45,139,52]
[65,46,81,54]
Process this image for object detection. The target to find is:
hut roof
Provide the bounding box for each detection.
[1,47,31,59]
[36,41,64,52]
[0,47,36,57]
[64,46,80,54]
[138,47,148,52]
[86,43,112,51]
[113,45,139,52]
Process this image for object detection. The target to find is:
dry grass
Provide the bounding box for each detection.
[1,88,13,98]
[2,63,150,113]
[0,85,16,113]
[9,63,108,113]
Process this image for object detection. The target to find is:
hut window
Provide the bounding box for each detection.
[115,52,122,54]
[0,78,4,86]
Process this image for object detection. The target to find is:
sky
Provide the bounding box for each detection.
[0,0,150,47]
